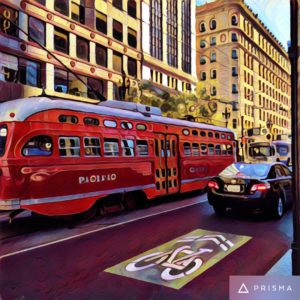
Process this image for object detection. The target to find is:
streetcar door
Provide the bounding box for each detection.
[166,135,179,194]
[154,134,168,196]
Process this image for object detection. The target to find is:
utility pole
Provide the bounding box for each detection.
[290,0,300,275]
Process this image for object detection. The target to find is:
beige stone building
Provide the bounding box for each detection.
[196,0,291,139]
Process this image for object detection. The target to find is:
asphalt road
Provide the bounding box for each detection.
[0,193,293,300]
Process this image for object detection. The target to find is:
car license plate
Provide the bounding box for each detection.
[227,185,241,193]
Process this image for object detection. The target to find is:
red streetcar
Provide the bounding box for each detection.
[0,97,235,216]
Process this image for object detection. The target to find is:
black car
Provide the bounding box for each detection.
[207,162,292,219]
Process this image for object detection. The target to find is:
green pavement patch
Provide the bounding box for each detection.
[105,229,251,289]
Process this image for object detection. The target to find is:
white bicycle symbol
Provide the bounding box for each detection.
[125,234,234,281]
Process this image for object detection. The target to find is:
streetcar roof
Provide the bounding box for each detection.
[0,97,234,133]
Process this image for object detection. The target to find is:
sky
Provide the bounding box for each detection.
[196,0,290,48]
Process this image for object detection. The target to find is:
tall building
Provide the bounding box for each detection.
[0,0,142,102]
[196,0,291,138]
[141,0,197,94]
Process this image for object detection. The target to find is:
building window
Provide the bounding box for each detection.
[113,51,123,73]
[113,0,123,10]
[128,57,137,77]
[29,17,45,46]
[200,40,206,48]
[54,0,69,16]
[0,4,18,37]
[210,36,216,46]
[232,84,238,94]
[232,49,238,59]
[54,69,68,93]
[128,27,137,48]
[200,56,206,65]
[200,71,206,81]
[76,36,89,61]
[151,0,163,60]
[96,11,107,34]
[199,22,205,32]
[231,32,238,42]
[113,19,123,41]
[18,58,41,87]
[87,77,107,100]
[210,19,216,30]
[232,119,237,129]
[71,1,85,24]
[182,0,191,73]
[210,51,216,62]
[232,66,238,76]
[167,0,178,67]
[232,15,238,26]
[211,69,217,79]
[54,27,69,54]
[128,0,137,18]
[96,44,107,67]
[211,86,216,96]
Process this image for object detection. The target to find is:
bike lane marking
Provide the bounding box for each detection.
[0,197,207,259]
[105,229,251,289]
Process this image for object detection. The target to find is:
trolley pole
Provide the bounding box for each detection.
[290,0,300,275]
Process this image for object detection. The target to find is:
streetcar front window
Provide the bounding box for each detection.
[276,145,289,156]
[249,146,272,157]
[0,125,8,157]
[22,135,53,156]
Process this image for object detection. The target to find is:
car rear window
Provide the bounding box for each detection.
[220,163,270,178]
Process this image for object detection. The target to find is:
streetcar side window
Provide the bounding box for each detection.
[200,131,206,137]
[104,138,119,156]
[59,115,78,124]
[208,132,213,138]
[183,129,190,136]
[208,144,214,155]
[22,135,53,156]
[121,121,133,130]
[215,133,220,139]
[84,117,99,126]
[122,139,134,156]
[104,120,117,128]
[192,143,199,156]
[137,140,148,156]
[215,144,221,155]
[200,143,207,155]
[183,142,191,156]
[84,137,101,156]
[59,137,80,157]
[136,124,147,131]
[0,125,8,157]
[192,130,198,136]
[221,144,227,155]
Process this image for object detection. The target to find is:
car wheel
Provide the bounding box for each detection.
[213,204,226,216]
[269,194,285,219]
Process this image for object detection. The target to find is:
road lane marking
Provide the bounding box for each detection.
[0,198,208,259]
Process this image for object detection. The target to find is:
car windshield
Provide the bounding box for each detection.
[220,163,270,178]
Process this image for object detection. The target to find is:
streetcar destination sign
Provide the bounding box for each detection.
[105,229,251,289]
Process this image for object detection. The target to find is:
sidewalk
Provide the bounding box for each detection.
[266,249,292,275]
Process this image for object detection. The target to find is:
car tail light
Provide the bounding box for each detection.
[250,183,270,192]
[208,181,219,190]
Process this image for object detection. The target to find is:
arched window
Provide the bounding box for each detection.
[199,22,206,32]
[201,71,206,81]
[231,15,238,26]
[200,56,206,65]
[210,19,217,30]
[211,69,217,79]
[210,51,216,62]
[128,0,136,18]
[200,40,206,48]
[231,32,238,42]
[232,49,238,59]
